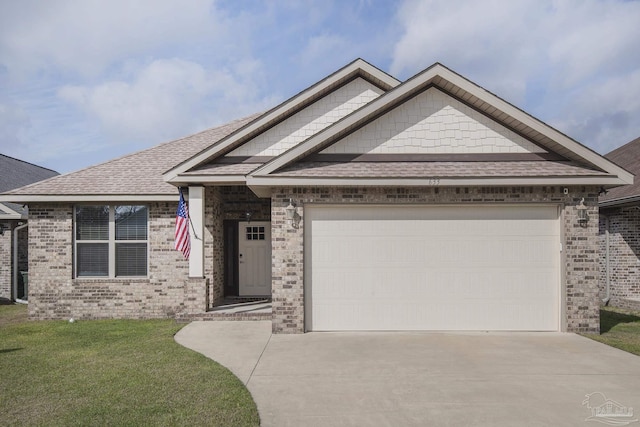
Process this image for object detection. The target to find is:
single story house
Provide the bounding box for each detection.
[0,154,59,302]
[599,137,640,311]
[0,59,632,333]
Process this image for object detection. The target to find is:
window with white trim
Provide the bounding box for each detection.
[74,205,148,277]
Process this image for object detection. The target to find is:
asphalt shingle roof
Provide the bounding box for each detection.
[274,161,609,178]
[0,154,58,193]
[3,114,259,197]
[600,137,640,204]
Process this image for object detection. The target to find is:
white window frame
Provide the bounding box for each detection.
[74,205,149,278]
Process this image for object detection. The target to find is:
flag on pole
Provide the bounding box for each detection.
[175,188,191,259]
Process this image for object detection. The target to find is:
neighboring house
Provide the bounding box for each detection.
[0,59,632,333]
[599,137,640,311]
[0,154,59,301]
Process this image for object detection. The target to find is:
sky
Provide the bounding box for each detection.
[1,0,639,174]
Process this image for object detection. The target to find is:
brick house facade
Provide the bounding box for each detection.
[599,137,640,311]
[0,59,631,333]
[0,154,58,302]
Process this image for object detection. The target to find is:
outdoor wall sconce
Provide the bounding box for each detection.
[0,224,5,236]
[577,198,588,226]
[245,209,253,223]
[285,199,300,229]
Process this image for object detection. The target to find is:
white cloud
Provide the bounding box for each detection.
[0,0,224,77]
[391,0,640,152]
[552,68,640,154]
[0,103,30,148]
[298,34,349,66]
[58,58,274,145]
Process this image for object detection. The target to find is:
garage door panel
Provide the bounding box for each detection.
[306,205,560,331]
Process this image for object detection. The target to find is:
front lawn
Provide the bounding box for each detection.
[585,306,640,356]
[0,304,260,426]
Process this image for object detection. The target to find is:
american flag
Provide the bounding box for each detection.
[175,189,191,259]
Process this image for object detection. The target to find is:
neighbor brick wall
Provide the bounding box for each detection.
[599,207,640,311]
[271,186,600,334]
[0,222,11,299]
[28,202,199,320]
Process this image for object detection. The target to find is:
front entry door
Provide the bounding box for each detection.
[238,221,271,296]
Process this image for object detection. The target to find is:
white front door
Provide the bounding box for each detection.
[238,221,271,296]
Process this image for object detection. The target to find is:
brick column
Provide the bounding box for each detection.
[271,192,305,333]
[183,277,209,315]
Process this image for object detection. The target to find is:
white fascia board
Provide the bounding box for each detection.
[599,195,640,208]
[246,175,628,188]
[0,213,23,220]
[0,194,179,203]
[168,175,247,185]
[163,59,400,182]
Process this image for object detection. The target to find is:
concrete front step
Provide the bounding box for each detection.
[177,298,272,322]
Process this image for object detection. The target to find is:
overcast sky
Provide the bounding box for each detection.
[1,0,639,174]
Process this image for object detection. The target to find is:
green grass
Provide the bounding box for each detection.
[0,304,260,426]
[584,306,640,356]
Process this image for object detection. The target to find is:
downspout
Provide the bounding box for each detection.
[603,215,611,305]
[13,222,28,303]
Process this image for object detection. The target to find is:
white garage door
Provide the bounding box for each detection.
[305,205,560,331]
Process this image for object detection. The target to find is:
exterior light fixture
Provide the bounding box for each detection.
[245,210,253,223]
[0,224,6,236]
[285,199,299,229]
[577,198,588,226]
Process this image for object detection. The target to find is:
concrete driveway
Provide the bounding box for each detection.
[175,321,640,426]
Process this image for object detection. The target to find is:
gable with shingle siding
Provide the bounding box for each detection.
[321,87,547,155]
[227,78,384,157]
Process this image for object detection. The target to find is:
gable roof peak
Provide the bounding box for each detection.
[164,58,401,182]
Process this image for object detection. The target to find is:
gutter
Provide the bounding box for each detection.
[13,222,28,303]
[603,215,611,305]
[599,194,640,208]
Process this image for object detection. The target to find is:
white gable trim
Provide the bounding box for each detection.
[320,87,548,155]
[251,63,633,186]
[164,59,400,183]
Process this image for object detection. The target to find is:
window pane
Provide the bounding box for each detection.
[116,243,147,276]
[77,243,108,276]
[115,206,148,240]
[76,206,109,240]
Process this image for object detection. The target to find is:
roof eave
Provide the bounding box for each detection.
[0,202,26,220]
[247,175,626,188]
[599,194,640,208]
[167,175,248,186]
[0,194,180,203]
